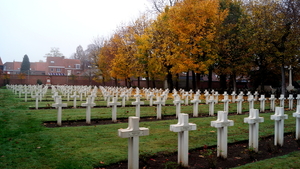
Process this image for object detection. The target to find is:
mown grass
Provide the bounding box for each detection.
[0,89,299,169]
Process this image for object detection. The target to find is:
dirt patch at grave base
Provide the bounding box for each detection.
[97,133,300,169]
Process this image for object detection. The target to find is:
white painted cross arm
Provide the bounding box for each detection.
[271,107,288,121]
[244,109,264,124]
[211,111,234,128]
[118,117,149,138]
[170,113,197,132]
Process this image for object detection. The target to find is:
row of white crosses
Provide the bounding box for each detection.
[118,104,299,167]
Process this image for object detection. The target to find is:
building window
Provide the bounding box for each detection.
[75,64,80,69]
[77,71,80,74]
[56,68,61,72]
[50,61,55,63]
[50,68,54,72]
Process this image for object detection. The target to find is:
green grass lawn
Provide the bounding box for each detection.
[0,89,299,169]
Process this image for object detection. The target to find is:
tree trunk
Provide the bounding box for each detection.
[137,77,140,88]
[146,71,150,88]
[208,67,213,90]
[167,71,173,90]
[114,78,118,86]
[125,78,128,87]
[281,64,286,95]
[196,73,201,90]
[232,74,237,93]
[152,78,156,88]
[220,74,227,92]
[185,70,189,91]
[175,73,179,90]
[192,71,196,91]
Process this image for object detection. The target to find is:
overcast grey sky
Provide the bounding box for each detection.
[0,0,151,63]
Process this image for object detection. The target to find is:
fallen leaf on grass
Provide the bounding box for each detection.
[99,161,104,164]
[235,157,242,159]
[199,155,204,158]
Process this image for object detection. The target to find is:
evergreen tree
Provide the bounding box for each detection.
[20,54,30,74]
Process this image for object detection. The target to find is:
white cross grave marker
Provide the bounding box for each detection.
[271,107,288,146]
[183,92,190,106]
[293,105,300,140]
[269,95,277,111]
[279,94,286,108]
[211,111,234,159]
[32,92,40,110]
[258,95,266,112]
[247,95,255,110]
[52,97,67,126]
[208,95,216,116]
[244,109,264,152]
[214,91,219,103]
[191,92,201,117]
[170,113,196,167]
[154,96,165,119]
[120,92,127,107]
[118,117,149,169]
[231,91,237,103]
[222,95,231,112]
[70,92,79,108]
[109,97,121,122]
[288,94,294,110]
[81,96,96,124]
[173,95,184,118]
[132,96,144,117]
[296,94,300,106]
[148,92,155,106]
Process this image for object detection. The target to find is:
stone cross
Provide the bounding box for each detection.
[173,95,184,118]
[189,89,194,99]
[271,107,288,146]
[106,93,113,107]
[211,111,234,159]
[288,94,294,110]
[247,95,255,110]
[296,94,300,106]
[120,92,127,107]
[32,92,40,110]
[269,95,277,111]
[293,105,300,140]
[191,92,201,117]
[118,117,149,169]
[279,94,286,108]
[132,96,144,117]
[254,91,259,101]
[222,95,231,112]
[214,92,219,103]
[109,97,121,122]
[154,96,165,119]
[208,95,216,116]
[204,92,210,104]
[22,87,30,102]
[170,113,196,167]
[258,95,266,112]
[52,97,67,126]
[244,109,264,152]
[236,95,244,114]
[183,92,190,106]
[81,96,96,124]
[52,92,60,103]
[70,92,79,108]
[231,91,237,103]
[148,92,155,106]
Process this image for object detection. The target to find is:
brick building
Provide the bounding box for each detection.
[3,56,83,76]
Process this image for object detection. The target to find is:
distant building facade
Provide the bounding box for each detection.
[2,56,83,76]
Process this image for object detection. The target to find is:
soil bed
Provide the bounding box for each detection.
[99,133,300,169]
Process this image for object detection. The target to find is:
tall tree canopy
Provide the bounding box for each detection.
[20,54,30,74]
